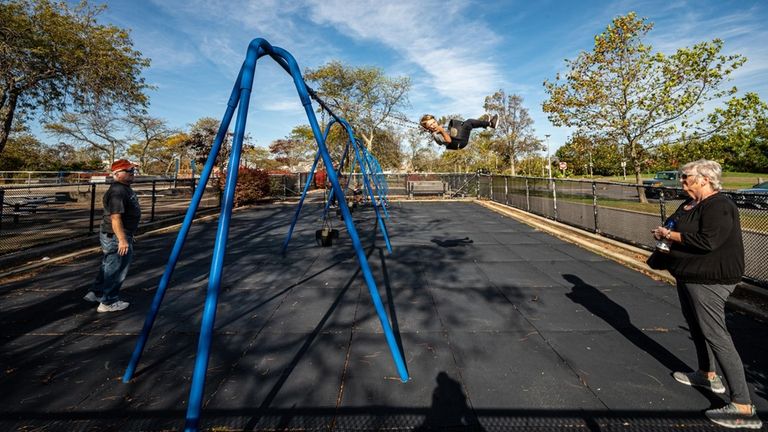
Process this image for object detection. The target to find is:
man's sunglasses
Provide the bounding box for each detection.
[118,168,137,174]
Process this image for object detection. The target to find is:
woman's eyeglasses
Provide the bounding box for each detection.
[680,173,695,180]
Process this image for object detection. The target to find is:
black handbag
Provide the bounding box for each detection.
[646,251,669,270]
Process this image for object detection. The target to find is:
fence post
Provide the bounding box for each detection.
[504,176,509,205]
[476,173,480,199]
[489,175,494,201]
[151,180,157,222]
[552,179,558,220]
[525,178,530,212]
[89,183,97,234]
[0,188,4,233]
[592,181,599,233]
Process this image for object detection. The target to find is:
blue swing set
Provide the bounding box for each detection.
[120,38,408,432]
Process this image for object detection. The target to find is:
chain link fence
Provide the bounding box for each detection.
[0,178,220,259]
[3,172,765,288]
[479,175,768,288]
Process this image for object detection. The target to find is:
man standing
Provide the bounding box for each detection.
[84,159,141,312]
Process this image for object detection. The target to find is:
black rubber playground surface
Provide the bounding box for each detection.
[0,201,766,431]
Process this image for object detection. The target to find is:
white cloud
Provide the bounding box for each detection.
[304,0,503,113]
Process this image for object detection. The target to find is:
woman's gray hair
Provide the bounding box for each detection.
[682,159,722,190]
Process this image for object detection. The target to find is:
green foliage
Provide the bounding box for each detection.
[219,167,271,207]
[369,129,404,170]
[268,124,315,170]
[0,133,47,170]
[0,133,102,171]
[483,90,542,175]
[542,12,746,187]
[304,60,410,149]
[555,135,637,176]
[0,0,150,152]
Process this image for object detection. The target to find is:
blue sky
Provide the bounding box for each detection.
[67,0,768,154]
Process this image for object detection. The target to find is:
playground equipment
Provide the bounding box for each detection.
[281,117,392,255]
[121,38,409,432]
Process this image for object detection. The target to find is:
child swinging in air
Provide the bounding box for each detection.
[420,114,498,150]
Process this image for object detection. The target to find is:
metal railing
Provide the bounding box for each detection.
[3,172,765,288]
[478,175,768,288]
[0,178,221,259]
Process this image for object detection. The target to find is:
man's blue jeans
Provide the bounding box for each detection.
[92,232,134,304]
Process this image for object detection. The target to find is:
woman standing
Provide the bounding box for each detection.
[650,159,761,429]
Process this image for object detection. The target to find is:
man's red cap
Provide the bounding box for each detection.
[111,159,136,172]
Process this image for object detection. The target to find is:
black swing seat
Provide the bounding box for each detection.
[315,227,339,247]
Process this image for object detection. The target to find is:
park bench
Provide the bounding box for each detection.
[1,196,56,223]
[408,180,446,198]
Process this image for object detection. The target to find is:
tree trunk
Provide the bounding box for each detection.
[635,168,648,203]
[0,91,20,154]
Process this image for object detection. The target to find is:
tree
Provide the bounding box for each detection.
[543,12,746,200]
[369,129,404,170]
[304,60,410,150]
[44,110,126,162]
[125,114,172,171]
[182,117,232,168]
[0,133,47,170]
[483,90,542,175]
[144,132,191,175]
[404,128,438,172]
[268,125,315,171]
[242,145,281,171]
[0,0,150,154]
[556,134,626,176]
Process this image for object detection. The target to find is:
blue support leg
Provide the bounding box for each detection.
[184,40,259,432]
[273,46,408,382]
[123,67,244,383]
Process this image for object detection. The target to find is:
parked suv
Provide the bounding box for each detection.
[734,181,768,209]
[642,170,684,199]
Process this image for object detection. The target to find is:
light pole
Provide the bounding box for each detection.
[545,134,552,179]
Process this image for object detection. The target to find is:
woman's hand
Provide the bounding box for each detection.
[652,226,671,241]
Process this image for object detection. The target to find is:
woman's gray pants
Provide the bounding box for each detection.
[676,281,751,404]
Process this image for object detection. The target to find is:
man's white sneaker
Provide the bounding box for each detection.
[97,300,130,313]
[83,291,100,303]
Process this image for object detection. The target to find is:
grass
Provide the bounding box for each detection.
[555,194,768,232]
[574,172,767,190]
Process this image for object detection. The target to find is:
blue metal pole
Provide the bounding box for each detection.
[320,121,342,222]
[123,66,244,383]
[365,147,391,214]
[273,46,408,382]
[184,39,262,432]
[361,144,391,220]
[280,149,321,254]
[321,120,360,222]
[344,127,392,253]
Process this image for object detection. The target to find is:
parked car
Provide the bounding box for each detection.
[642,170,684,199]
[734,181,768,209]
